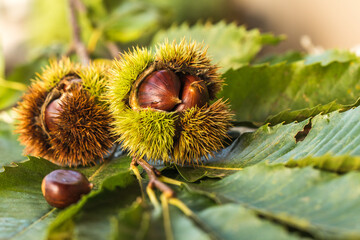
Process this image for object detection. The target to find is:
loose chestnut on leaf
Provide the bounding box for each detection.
[108,40,234,165]
[42,169,93,208]
[15,58,114,166]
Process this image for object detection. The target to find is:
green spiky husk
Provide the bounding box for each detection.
[173,99,233,165]
[77,61,111,101]
[155,39,223,99]
[36,58,109,100]
[112,108,177,162]
[36,58,81,90]
[108,47,154,115]
[15,59,114,166]
[108,40,233,165]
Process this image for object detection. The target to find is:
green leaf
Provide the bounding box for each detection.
[175,164,243,183]
[265,99,360,125]
[47,170,139,240]
[196,204,301,240]
[221,60,360,123]
[255,50,305,66]
[0,155,133,239]
[170,207,210,240]
[189,163,360,239]
[29,0,70,47]
[286,154,360,173]
[152,21,283,72]
[304,49,358,66]
[110,200,155,240]
[110,191,300,240]
[0,157,60,239]
[144,0,230,25]
[0,58,47,110]
[0,119,24,167]
[102,2,161,43]
[177,105,360,181]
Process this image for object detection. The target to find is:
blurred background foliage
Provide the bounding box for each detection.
[1,0,360,116]
[0,0,236,111]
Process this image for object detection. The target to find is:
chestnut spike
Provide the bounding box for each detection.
[136,70,182,111]
[175,74,210,112]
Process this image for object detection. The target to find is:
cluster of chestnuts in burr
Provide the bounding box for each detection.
[43,78,83,132]
[15,60,113,167]
[16,40,233,208]
[132,69,209,112]
[109,41,233,165]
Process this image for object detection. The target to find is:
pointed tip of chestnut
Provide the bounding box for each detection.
[175,74,209,112]
[41,169,92,208]
[63,78,83,91]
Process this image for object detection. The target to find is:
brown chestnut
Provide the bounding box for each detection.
[175,74,209,111]
[44,98,63,132]
[41,169,93,208]
[137,70,182,111]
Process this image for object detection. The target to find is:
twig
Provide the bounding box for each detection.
[106,42,121,59]
[68,0,90,64]
[132,158,175,198]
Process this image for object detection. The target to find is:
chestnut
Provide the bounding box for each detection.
[44,98,63,132]
[175,74,209,111]
[41,169,93,208]
[137,70,182,111]
[135,69,210,112]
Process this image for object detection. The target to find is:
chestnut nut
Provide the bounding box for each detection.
[41,169,93,208]
[175,74,209,112]
[44,78,83,132]
[44,98,63,132]
[136,70,209,112]
[138,70,182,111]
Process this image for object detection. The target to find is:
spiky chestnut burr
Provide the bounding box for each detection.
[15,58,114,166]
[108,40,233,165]
[42,169,93,208]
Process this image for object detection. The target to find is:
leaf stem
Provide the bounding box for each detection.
[134,157,176,198]
[158,176,183,186]
[146,185,160,210]
[160,194,174,240]
[168,197,220,240]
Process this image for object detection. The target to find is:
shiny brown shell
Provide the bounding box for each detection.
[175,74,210,111]
[44,98,63,132]
[41,169,93,208]
[137,70,182,111]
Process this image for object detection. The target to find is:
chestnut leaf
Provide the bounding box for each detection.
[187,163,360,239]
[175,105,360,181]
[152,21,283,72]
[221,59,360,124]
